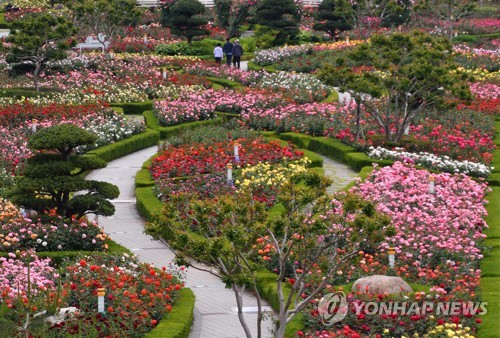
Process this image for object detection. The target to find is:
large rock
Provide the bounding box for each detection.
[352,275,413,295]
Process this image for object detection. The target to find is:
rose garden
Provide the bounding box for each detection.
[0,0,499,337]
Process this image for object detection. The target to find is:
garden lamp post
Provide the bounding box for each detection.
[429,175,435,194]
[388,247,395,269]
[97,287,105,313]
[109,49,115,59]
[31,119,37,133]
[227,163,233,186]
[143,34,148,44]
[234,141,240,163]
[162,67,167,79]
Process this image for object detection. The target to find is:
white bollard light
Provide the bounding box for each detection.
[227,163,233,185]
[97,287,105,313]
[233,141,240,163]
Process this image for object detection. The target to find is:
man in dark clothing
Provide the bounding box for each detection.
[231,39,244,69]
[222,38,233,67]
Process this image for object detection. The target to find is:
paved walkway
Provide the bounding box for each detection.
[86,147,274,338]
[85,61,357,337]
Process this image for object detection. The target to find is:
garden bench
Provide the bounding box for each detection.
[74,34,110,52]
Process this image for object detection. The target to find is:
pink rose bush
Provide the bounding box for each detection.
[351,162,488,265]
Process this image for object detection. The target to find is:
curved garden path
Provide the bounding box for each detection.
[85,62,357,337]
[86,145,357,337]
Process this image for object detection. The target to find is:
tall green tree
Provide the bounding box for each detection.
[10,124,119,219]
[169,0,209,44]
[319,31,471,143]
[65,0,140,51]
[147,170,392,338]
[3,13,76,91]
[380,0,414,28]
[313,0,354,40]
[252,0,300,46]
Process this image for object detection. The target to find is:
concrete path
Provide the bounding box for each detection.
[86,146,274,338]
[85,61,357,337]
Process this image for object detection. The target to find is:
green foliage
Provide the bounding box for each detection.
[214,0,231,28]
[10,124,119,219]
[136,186,163,222]
[157,118,223,139]
[66,0,140,49]
[479,277,500,337]
[319,31,472,142]
[307,137,356,162]
[380,0,413,27]
[345,152,393,171]
[110,101,153,115]
[0,87,62,99]
[240,37,256,53]
[155,42,204,56]
[254,24,280,49]
[3,12,76,91]
[252,0,301,46]
[85,128,160,162]
[136,168,155,187]
[170,0,209,44]
[313,0,354,39]
[145,288,195,338]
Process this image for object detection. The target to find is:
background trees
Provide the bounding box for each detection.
[313,0,354,40]
[252,0,301,46]
[10,124,119,219]
[3,13,76,91]
[65,0,140,51]
[169,0,209,43]
[319,31,471,143]
[148,170,392,338]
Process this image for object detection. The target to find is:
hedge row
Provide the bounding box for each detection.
[111,101,154,115]
[146,288,195,338]
[85,128,160,162]
[0,240,131,265]
[206,76,243,89]
[278,133,393,171]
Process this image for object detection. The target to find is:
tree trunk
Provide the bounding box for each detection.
[33,62,41,92]
[232,283,252,338]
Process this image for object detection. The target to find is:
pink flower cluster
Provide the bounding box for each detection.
[470,82,500,100]
[154,88,287,126]
[351,162,489,265]
[0,252,55,299]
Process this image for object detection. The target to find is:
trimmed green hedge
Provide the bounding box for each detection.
[146,288,195,338]
[345,152,393,171]
[136,186,163,222]
[207,77,242,89]
[111,101,154,115]
[0,240,131,265]
[307,137,356,162]
[85,129,160,162]
[144,110,161,129]
[247,61,278,73]
[157,118,223,139]
[136,168,155,187]
[321,90,339,103]
[111,107,125,115]
[279,132,312,149]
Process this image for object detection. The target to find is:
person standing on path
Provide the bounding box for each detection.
[231,39,244,69]
[214,43,223,65]
[222,38,233,66]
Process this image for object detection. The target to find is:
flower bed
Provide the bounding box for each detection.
[153,88,287,126]
[301,162,489,336]
[0,103,145,173]
[0,253,185,337]
[0,200,109,252]
[367,146,492,177]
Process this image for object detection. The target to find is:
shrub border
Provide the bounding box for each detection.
[145,288,195,338]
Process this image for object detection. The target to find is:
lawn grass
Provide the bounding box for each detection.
[484,187,500,239]
[478,277,500,337]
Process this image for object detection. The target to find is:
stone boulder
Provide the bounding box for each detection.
[352,275,413,295]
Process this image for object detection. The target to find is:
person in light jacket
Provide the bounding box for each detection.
[231,39,244,69]
[222,38,233,66]
[214,43,223,65]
